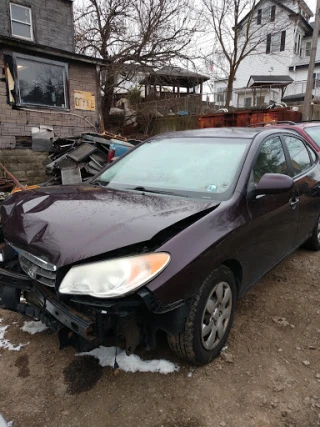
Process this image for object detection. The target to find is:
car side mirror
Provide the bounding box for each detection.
[255,173,294,195]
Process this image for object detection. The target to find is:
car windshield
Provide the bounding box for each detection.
[304,126,320,148]
[95,137,250,199]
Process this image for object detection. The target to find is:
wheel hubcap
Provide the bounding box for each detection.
[201,281,232,350]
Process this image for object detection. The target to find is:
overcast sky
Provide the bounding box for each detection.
[306,0,317,16]
[73,0,318,10]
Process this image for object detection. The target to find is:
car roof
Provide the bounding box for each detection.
[150,127,291,140]
[298,122,320,128]
[256,122,320,130]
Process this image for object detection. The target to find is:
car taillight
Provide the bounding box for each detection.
[107,149,115,162]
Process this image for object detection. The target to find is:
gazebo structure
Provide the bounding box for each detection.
[140,66,210,99]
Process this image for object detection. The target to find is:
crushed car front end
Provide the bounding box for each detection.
[0,242,189,354]
[0,183,217,355]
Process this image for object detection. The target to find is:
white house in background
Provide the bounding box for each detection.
[214,0,320,107]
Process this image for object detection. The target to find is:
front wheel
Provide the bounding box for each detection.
[168,265,237,365]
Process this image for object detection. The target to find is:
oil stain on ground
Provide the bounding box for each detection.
[63,356,103,395]
[15,354,30,378]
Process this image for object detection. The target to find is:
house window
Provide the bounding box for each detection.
[15,55,68,108]
[270,5,276,22]
[215,87,232,103]
[257,9,262,24]
[216,87,225,103]
[294,32,302,55]
[256,96,265,106]
[266,31,286,53]
[305,41,311,57]
[314,73,320,89]
[271,33,281,52]
[245,97,252,108]
[10,3,33,40]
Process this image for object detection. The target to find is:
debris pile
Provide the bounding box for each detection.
[0,179,16,202]
[43,132,138,186]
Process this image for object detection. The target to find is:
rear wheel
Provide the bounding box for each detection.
[303,215,320,251]
[167,265,237,365]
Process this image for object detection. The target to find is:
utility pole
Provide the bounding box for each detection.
[302,0,320,120]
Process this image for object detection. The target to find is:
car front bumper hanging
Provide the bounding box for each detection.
[0,265,188,354]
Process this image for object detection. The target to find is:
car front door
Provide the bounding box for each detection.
[282,134,320,245]
[245,135,299,286]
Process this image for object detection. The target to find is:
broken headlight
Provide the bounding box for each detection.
[59,253,170,298]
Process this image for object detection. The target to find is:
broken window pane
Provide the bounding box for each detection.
[16,57,68,108]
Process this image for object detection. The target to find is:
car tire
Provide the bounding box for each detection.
[167,265,237,366]
[303,215,320,251]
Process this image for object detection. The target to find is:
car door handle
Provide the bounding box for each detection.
[289,197,299,209]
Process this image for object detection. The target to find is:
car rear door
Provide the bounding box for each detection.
[282,134,320,245]
[245,135,298,285]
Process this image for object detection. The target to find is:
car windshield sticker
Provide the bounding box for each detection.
[205,184,217,192]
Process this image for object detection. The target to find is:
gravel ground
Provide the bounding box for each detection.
[0,248,320,427]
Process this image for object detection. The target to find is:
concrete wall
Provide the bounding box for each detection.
[0,0,75,52]
[0,51,100,148]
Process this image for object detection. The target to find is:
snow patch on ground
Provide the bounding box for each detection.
[0,325,28,351]
[0,414,10,427]
[21,321,48,335]
[78,346,179,374]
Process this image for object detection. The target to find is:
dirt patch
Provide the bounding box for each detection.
[153,420,202,427]
[14,354,30,378]
[0,249,320,427]
[63,356,103,395]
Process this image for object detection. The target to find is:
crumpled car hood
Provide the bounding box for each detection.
[1,185,219,268]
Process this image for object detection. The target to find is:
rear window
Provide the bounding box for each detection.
[304,126,320,148]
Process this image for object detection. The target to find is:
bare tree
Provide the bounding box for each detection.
[75,0,198,126]
[201,0,290,107]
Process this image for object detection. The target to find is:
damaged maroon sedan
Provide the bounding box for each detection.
[1,128,320,365]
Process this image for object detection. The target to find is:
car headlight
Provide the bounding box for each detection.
[59,252,170,298]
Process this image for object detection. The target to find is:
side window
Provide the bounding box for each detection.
[284,136,311,176]
[253,136,288,184]
[306,145,316,163]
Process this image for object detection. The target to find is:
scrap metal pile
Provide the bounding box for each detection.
[43,132,138,186]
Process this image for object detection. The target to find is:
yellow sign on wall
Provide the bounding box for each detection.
[74,91,96,111]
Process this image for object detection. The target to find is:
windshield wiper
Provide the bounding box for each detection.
[92,180,109,187]
[128,186,189,197]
